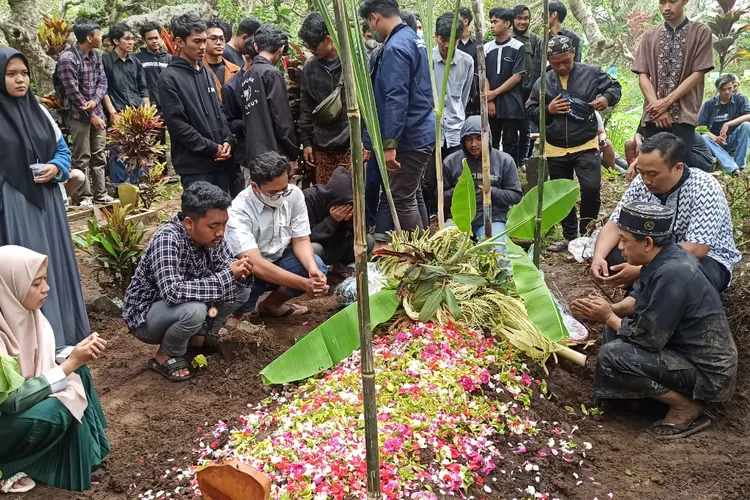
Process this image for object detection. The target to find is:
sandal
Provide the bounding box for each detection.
[646,414,711,441]
[256,303,309,318]
[148,357,194,382]
[0,473,36,494]
[547,240,569,253]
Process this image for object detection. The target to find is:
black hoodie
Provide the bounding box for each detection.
[134,47,172,109]
[303,166,353,244]
[158,56,234,176]
[242,55,298,163]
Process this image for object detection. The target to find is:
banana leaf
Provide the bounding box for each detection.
[505,239,568,341]
[505,179,580,239]
[451,160,477,235]
[260,290,400,384]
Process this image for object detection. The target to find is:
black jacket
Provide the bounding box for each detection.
[303,166,353,245]
[158,57,234,175]
[242,55,298,162]
[223,68,246,166]
[527,63,621,149]
[298,57,349,153]
[134,48,172,109]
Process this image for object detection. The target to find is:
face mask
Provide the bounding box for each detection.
[417,29,423,38]
[254,186,286,209]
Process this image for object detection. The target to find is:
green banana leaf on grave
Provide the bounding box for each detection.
[260,290,400,384]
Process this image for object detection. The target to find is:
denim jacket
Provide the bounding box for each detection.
[697,93,750,132]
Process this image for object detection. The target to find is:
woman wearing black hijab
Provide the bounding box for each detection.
[0,46,90,345]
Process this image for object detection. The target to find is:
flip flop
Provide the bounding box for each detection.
[148,357,194,382]
[257,303,309,318]
[1,472,36,494]
[646,414,711,441]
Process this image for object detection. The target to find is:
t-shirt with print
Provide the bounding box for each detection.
[224,185,311,263]
[609,167,741,276]
[485,37,526,120]
[710,102,732,136]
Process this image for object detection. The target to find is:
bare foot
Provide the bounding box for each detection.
[653,391,703,436]
[154,350,190,379]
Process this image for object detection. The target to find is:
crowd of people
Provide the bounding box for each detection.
[0,0,746,493]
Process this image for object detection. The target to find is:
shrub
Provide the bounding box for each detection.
[38,13,71,58]
[73,204,146,292]
[108,104,167,208]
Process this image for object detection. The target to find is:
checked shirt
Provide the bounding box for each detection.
[609,168,741,276]
[123,214,250,331]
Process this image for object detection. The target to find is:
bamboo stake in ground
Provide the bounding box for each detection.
[471,0,492,237]
[532,0,550,267]
[331,0,381,497]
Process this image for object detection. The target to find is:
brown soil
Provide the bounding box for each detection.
[22,206,750,500]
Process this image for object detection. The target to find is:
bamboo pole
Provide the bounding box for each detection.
[331,0,381,497]
[532,0,550,267]
[471,0,492,238]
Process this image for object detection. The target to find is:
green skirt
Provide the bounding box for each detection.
[0,366,110,491]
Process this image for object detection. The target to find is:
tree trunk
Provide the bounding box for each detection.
[567,0,612,66]
[122,3,217,33]
[0,0,56,96]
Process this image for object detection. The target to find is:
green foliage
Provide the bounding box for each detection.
[72,205,146,292]
[505,240,567,342]
[260,290,400,384]
[718,173,750,250]
[504,179,581,240]
[139,161,169,210]
[451,160,477,234]
[191,354,209,369]
[708,0,750,73]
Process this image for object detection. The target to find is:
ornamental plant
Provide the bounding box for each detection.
[38,13,71,58]
[108,104,167,209]
[708,0,750,73]
[72,204,146,292]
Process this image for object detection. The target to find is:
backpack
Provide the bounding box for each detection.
[53,47,81,111]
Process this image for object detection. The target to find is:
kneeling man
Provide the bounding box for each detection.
[226,151,329,317]
[591,132,741,292]
[573,202,737,440]
[124,182,254,381]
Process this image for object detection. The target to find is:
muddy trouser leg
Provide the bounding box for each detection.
[547,155,578,241]
[594,338,699,400]
[132,301,207,358]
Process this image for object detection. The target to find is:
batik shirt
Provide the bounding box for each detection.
[123,214,251,330]
[610,167,741,276]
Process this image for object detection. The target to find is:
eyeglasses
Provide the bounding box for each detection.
[208,35,226,42]
[302,40,322,50]
[259,186,292,201]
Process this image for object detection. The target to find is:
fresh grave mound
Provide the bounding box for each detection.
[186,322,603,499]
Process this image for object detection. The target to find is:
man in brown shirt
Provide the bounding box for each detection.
[631,0,713,154]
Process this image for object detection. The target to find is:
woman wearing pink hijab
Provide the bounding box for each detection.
[0,246,109,493]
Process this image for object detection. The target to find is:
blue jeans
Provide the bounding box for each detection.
[475,221,506,254]
[703,122,750,174]
[237,247,328,313]
[109,147,139,187]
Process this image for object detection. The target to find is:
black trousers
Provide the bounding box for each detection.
[422,144,461,217]
[594,326,698,400]
[489,118,523,168]
[547,149,601,241]
[606,246,730,293]
[641,122,695,151]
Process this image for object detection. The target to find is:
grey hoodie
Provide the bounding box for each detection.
[443,116,523,232]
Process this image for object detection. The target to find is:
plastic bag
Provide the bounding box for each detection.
[333,263,388,305]
[567,227,601,263]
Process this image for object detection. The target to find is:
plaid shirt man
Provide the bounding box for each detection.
[123,214,252,331]
[57,44,108,122]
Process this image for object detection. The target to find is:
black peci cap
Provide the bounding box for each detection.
[616,202,674,237]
